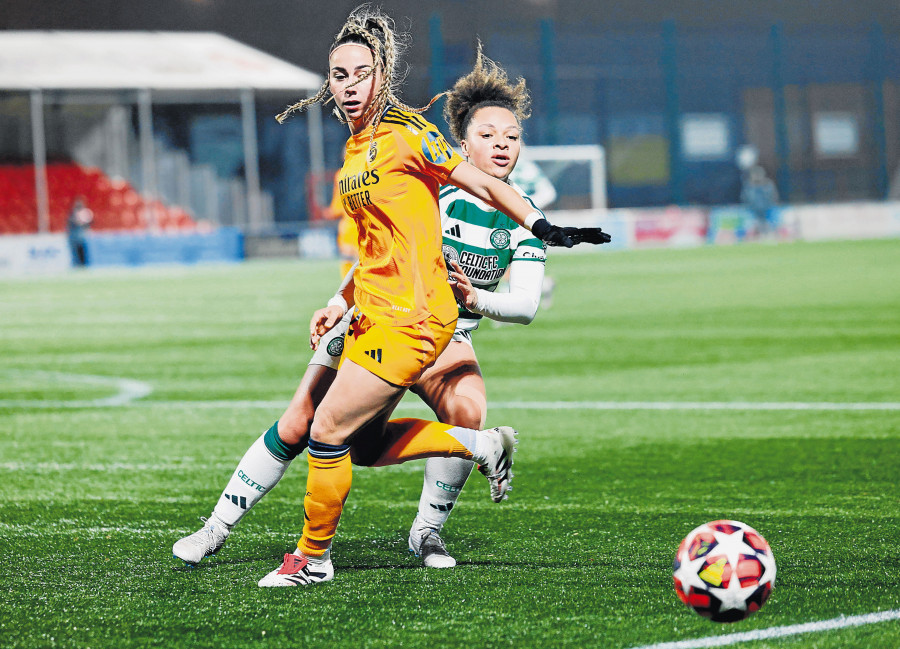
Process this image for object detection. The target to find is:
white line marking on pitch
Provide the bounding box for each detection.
[2,374,898,413]
[483,400,900,411]
[628,608,900,649]
[115,399,900,411]
[0,461,229,472]
[0,370,153,408]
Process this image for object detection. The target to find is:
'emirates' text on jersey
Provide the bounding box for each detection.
[439,183,546,331]
[339,107,463,327]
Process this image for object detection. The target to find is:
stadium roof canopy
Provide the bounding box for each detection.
[0,31,322,92]
[0,31,325,233]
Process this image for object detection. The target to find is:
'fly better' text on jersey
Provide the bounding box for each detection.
[339,169,380,212]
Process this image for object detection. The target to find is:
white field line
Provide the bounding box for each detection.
[470,400,900,411]
[0,461,229,472]
[3,397,900,411]
[0,521,296,538]
[0,459,421,474]
[0,523,173,537]
[1,372,898,411]
[629,609,900,649]
[1,370,153,408]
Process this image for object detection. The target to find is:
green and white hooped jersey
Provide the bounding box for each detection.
[439,182,546,332]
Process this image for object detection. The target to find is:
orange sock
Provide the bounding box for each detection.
[372,418,474,467]
[298,442,352,556]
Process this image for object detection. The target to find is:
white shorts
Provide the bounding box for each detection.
[450,329,473,347]
[309,310,473,369]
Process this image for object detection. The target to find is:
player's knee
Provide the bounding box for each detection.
[443,396,485,430]
[309,407,350,446]
[278,401,315,445]
[277,419,310,446]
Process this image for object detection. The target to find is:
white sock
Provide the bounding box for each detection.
[413,456,475,532]
[470,427,499,466]
[212,433,291,527]
[445,425,478,455]
[293,546,331,563]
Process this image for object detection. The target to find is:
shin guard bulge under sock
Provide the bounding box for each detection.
[298,439,352,556]
[213,423,303,527]
[415,456,475,531]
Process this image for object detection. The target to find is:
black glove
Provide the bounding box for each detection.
[562,226,612,245]
[530,218,574,248]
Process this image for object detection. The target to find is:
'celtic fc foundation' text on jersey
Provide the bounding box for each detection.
[439,183,547,331]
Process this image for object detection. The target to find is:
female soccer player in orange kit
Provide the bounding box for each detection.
[174,6,583,586]
[263,6,580,586]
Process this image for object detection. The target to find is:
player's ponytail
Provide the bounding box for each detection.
[276,4,443,148]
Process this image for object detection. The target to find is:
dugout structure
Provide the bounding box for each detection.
[0,31,325,234]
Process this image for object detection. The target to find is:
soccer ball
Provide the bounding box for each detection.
[673,519,776,623]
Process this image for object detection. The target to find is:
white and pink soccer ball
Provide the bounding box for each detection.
[673,520,776,623]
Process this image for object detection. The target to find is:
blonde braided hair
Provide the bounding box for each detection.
[276,5,443,159]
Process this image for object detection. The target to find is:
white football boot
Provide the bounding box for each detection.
[409,527,456,569]
[172,514,231,565]
[474,426,517,503]
[257,549,334,587]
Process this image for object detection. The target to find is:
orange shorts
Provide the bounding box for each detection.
[340,310,455,387]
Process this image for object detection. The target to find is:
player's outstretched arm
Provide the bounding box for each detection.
[447,161,574,248]
[309,306,345,350]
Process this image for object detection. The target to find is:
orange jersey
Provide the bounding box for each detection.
[337,212,358,279]
[338,106,462,327]
[336,212,358,258]
[328,173,359,277]
[327,176,344,220]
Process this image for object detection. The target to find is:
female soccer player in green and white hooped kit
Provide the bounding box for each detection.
[173,40,610,575]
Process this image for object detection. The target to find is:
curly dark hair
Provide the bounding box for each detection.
[443,43,531,144]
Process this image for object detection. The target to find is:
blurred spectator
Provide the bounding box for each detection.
[740,165,779,236]
[509,158,557,209]
[67,197,94,266]
[320,170,358,278]
[509,160,557,307]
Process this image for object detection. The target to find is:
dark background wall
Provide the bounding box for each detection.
[4,0,897,95]
[4,1,898,218]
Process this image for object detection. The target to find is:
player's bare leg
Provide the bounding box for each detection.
[172,365,334,565]
[259,360,405,586]
[407,340,487,567]
[261,358,516,585]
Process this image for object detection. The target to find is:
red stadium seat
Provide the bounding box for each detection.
[0,164,199,234]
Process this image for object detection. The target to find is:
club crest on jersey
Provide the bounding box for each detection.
[490,228,511,249]
[442,244,459,266]
[326,337,344,357]
[367,141,378,163]
[421,130,453,164]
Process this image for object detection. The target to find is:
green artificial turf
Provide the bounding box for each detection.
[1,239,898,648]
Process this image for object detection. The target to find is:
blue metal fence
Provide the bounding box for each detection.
[252,19,899,222]
[435,20,899,209]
